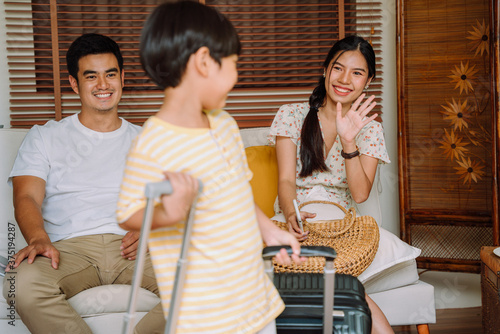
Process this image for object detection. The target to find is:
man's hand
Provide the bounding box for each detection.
[7,238,60,270]
[121,231,140,260]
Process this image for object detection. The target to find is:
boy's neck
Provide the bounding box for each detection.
[156,89,210,129]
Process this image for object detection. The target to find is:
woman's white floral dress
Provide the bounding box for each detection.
[268,102,390,215]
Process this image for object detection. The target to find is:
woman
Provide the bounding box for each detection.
[269,35,394,334]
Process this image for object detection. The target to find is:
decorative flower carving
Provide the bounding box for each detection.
[440,98,471,131]
[467,19,489,56]
[448,61,478,95]
[438,129,469,161]
[438,20,491,189]
[454,157,485,185]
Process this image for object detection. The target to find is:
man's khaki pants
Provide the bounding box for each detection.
[3,234,165,334]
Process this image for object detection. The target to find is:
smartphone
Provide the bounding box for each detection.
[0,255,9,277]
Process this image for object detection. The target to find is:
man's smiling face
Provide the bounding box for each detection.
[69,53,124,114]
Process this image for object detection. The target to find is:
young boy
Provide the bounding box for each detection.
[116,2,304,333]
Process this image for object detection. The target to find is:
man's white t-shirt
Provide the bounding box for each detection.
[9,114,141,242]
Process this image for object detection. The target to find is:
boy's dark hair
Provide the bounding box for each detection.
[140,0,241,90]
[66,33,124,82]
[300,35,376,177]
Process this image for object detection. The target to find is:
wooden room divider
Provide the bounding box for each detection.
[397,0,499,272]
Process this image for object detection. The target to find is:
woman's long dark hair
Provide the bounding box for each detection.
[299,35,376,177]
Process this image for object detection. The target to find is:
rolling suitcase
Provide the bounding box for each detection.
[122,180,201,334]
[263,246,372,334]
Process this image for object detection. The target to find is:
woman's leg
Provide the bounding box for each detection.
[366,294,394,334]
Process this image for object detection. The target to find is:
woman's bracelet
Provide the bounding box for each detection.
[341,148,360,159]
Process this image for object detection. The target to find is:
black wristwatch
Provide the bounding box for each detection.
[341,148,360,159]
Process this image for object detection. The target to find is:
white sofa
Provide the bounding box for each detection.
[0,127,436,333]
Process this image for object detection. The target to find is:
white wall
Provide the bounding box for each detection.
[0,0,402,233]
[0,1,10,128]
[378,0,400,235]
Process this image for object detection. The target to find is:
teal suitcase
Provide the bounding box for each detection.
[262,246,371,334]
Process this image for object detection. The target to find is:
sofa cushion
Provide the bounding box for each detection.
[369,281,436,326]
[68,284,159,316]
[245,146,278,218]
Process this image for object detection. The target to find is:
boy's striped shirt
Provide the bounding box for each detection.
[117,110,284,333]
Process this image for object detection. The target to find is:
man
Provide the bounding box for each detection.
[2,33,164,334]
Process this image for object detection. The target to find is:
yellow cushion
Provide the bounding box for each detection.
[245,146,279,218]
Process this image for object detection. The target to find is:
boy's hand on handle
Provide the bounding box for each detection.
[286,211,315,241]
[336,94,378,144]
[264,224,307,266]
[161,171,199,224]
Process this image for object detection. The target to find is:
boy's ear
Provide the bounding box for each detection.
[193,46,212,77]
[69,75,79,95]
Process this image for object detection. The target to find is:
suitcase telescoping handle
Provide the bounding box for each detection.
[262,246,336,334]
[123,180,202,334]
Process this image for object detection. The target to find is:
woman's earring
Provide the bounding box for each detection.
[365,85,369,89]
[323,72,326,78]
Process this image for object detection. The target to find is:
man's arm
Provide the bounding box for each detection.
[8,175,60,270]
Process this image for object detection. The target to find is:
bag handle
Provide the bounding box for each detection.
[298,200,357,238]
[298,199,348,214]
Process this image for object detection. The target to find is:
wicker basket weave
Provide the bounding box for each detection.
[272,201,380,277]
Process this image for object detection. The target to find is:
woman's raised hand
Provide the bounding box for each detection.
[336,94,378,143]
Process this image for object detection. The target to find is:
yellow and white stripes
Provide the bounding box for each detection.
[117,110,283,333]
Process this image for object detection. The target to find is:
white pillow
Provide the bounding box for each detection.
[358,227,421,283]
[240,127,270,148]
[363,259,419,294]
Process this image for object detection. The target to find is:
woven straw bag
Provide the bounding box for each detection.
[272,200,380,277]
